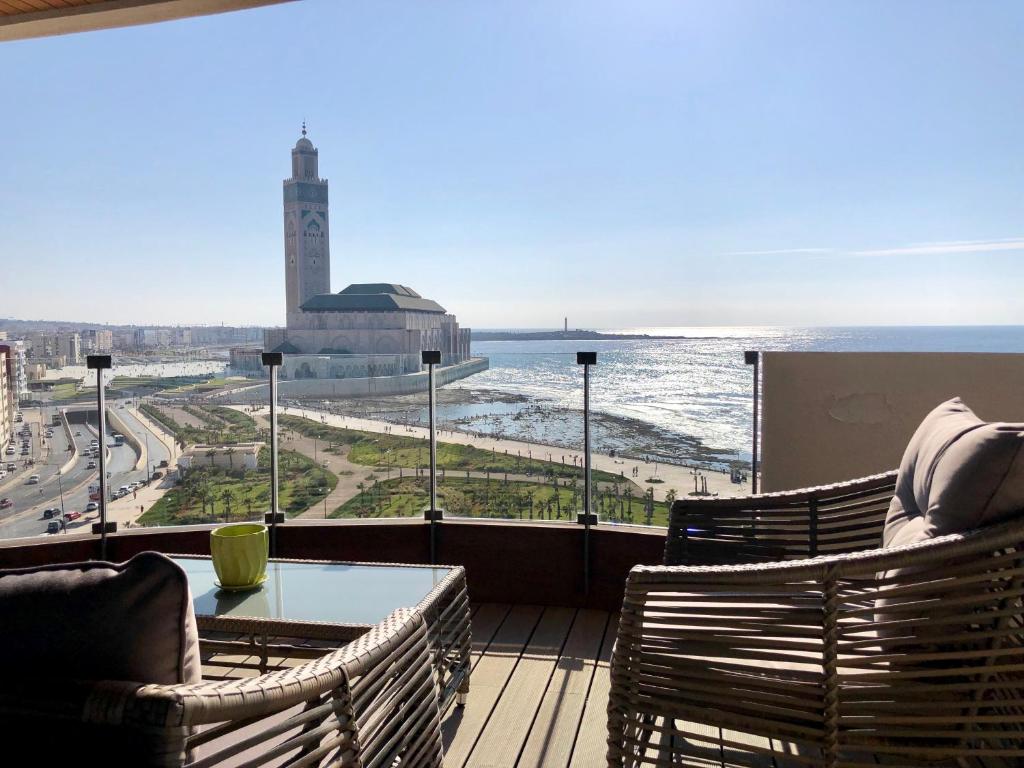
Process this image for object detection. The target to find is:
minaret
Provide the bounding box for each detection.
[283,123,330,318]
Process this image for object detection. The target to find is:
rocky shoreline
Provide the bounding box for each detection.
[291,386,747,473]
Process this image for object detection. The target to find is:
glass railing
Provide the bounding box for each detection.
[0,345,755,541]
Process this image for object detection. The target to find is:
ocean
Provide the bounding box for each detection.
[445,326,1024,468]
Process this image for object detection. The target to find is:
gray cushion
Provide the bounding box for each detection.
[0,551,201,685]
[883,397,1024,548]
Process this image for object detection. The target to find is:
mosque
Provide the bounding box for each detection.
[262,128,474,382]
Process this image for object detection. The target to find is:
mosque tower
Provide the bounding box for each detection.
[283,123,330,318]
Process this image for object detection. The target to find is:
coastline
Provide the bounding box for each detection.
[279,386,747,473]
[252,404,751,501]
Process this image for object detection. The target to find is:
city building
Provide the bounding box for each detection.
[82,329,113,353]
[0,342,28,405]
[263,130,473,379]
[57,331,81,365]
[132,327,194,349]
[191,326,264,345]
[177,443,263,472]
[0,351,10,451]
[24,331,56,358]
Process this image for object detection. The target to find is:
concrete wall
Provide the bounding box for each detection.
[222,357,489,401]
[761,352,1024,492]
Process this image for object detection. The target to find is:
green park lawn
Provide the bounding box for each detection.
[140,449,336,526]
[141,403,261,446]
[331,475,671,526]
[277,414,626,484]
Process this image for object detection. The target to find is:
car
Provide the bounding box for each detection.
[86,461,97,469]
[88,491,101,501]
[85,501,98,512]
[43,508,59,519]
[65,510,81,521]
[27,474,40,484]
[44,431,53,438]
[118,485,131,494]
[20,449,29,456]
[46,520,61,534]
[4,447,13,456]
[0,498,12,510]
[75,431,81,436]
[130,481,143,490]
[6,463,15,472]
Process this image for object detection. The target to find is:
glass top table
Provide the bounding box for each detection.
[172,555,472,713]
[174,556,453,631]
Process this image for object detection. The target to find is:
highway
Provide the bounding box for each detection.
[0,404,171,540]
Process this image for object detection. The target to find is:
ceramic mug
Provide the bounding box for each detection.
[210,523,269,588]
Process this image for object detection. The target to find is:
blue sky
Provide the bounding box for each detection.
[1,0,1022,328]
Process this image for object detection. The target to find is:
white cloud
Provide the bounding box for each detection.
[852,238,1024,257]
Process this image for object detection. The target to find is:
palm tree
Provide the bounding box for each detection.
[205,448,217,468]
[220,489,234,521]
[225,446,236,470]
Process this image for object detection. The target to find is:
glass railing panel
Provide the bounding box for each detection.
[124,365,329,530]
[0,338,757,539]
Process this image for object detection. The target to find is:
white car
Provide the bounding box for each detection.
[27,475,40,484]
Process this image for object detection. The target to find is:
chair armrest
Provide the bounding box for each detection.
[664,470,898,565]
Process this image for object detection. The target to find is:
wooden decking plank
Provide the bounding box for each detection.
[465,605,577,767]
[467,604,512,668]
[645,720,723,767]
[517,609,610,768]
[567,615,618,768]
[442,604,544,768]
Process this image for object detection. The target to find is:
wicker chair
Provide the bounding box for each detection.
[663,470,899,566]
[608,478,1024,767]
[0,607,442,767]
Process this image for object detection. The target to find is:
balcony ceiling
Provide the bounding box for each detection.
[0,0,295,42]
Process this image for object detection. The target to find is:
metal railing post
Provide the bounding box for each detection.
[576,352,597,593]
[744,350,760,494]
[262,352,283,556]
[87,354,113,558]
[422,350,442,564]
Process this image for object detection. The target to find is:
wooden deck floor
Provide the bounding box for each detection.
[439,606,996,768]
[440,604,617,768]
[202,604,1008,768]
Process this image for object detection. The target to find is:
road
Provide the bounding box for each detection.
[0,404,171,540]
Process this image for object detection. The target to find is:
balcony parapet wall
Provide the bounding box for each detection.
[0,517,662,611]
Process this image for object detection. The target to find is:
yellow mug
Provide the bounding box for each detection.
[210,523,269,588]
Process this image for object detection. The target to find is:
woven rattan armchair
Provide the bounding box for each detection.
[609,508,1024,766]
[0,607,442,767]
[664,470,899,566]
